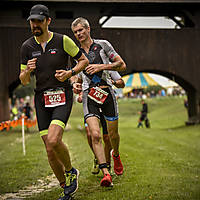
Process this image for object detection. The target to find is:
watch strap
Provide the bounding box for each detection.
[71,69,76,76]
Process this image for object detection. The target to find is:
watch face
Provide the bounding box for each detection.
[72,69,76,76]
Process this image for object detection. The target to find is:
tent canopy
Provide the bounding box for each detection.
[122,72,159,94]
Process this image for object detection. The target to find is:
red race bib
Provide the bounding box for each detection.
[44,88,66,107]
[88,87,108,104]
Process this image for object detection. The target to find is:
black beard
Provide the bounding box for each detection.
[34,31,43,36]
[32,27,43,36]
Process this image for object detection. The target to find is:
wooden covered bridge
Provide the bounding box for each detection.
[0,0,200,124]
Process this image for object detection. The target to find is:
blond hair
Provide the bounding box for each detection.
[71,17,90,30]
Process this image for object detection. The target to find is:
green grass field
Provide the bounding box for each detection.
[0,96,199,200]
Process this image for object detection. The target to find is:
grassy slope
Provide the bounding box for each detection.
[0,97,199,200]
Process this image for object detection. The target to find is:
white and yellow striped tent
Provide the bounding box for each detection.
[122,72,159,94]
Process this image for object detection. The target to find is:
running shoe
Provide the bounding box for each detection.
[112,150,123,175]
[64,167,79,196]
[91,158,100,174]
[58,192,72,200]
[100,174,113,187]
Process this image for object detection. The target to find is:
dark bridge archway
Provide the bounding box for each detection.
[0,0,200,124]
[129,70,197,124]
[95,27,200,124]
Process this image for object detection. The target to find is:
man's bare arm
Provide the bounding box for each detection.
[112,78,125,88]
[19,58,37,85]
[86,55,126,75]
[55,53,89,82]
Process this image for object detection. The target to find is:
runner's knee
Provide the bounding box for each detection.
[108,129,119,140]
[103,134,110,143]
[45,147,56,161]
[47,127,63,148]
[91,130,102,144]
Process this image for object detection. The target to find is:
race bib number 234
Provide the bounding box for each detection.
[88,87,108,104]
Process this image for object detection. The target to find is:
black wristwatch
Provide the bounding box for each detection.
[71,69,76,76]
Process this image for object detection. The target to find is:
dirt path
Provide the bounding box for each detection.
[0,174,58,200]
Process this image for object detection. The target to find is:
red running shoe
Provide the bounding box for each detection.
[112,151,123,175]
[100,174,113,187]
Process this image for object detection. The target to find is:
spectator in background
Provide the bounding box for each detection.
[161,89,166,97]
[18,102,25,117]
[137,99,150,128]
[11,103,19,120]
[23,102,33,132]
[23,102,32,119]
[184,99,188,109]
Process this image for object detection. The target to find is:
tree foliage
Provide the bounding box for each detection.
[13,77,35,98]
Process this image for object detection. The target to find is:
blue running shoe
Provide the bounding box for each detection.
[64,167,79,196]
[58,191,72,200]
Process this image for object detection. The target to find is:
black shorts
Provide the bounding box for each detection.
[82,87,118,122]
[84,110,108,135]
[100,111,108,135]
[34,87,73,136]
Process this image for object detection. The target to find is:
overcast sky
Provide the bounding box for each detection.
[101,16,177,29]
